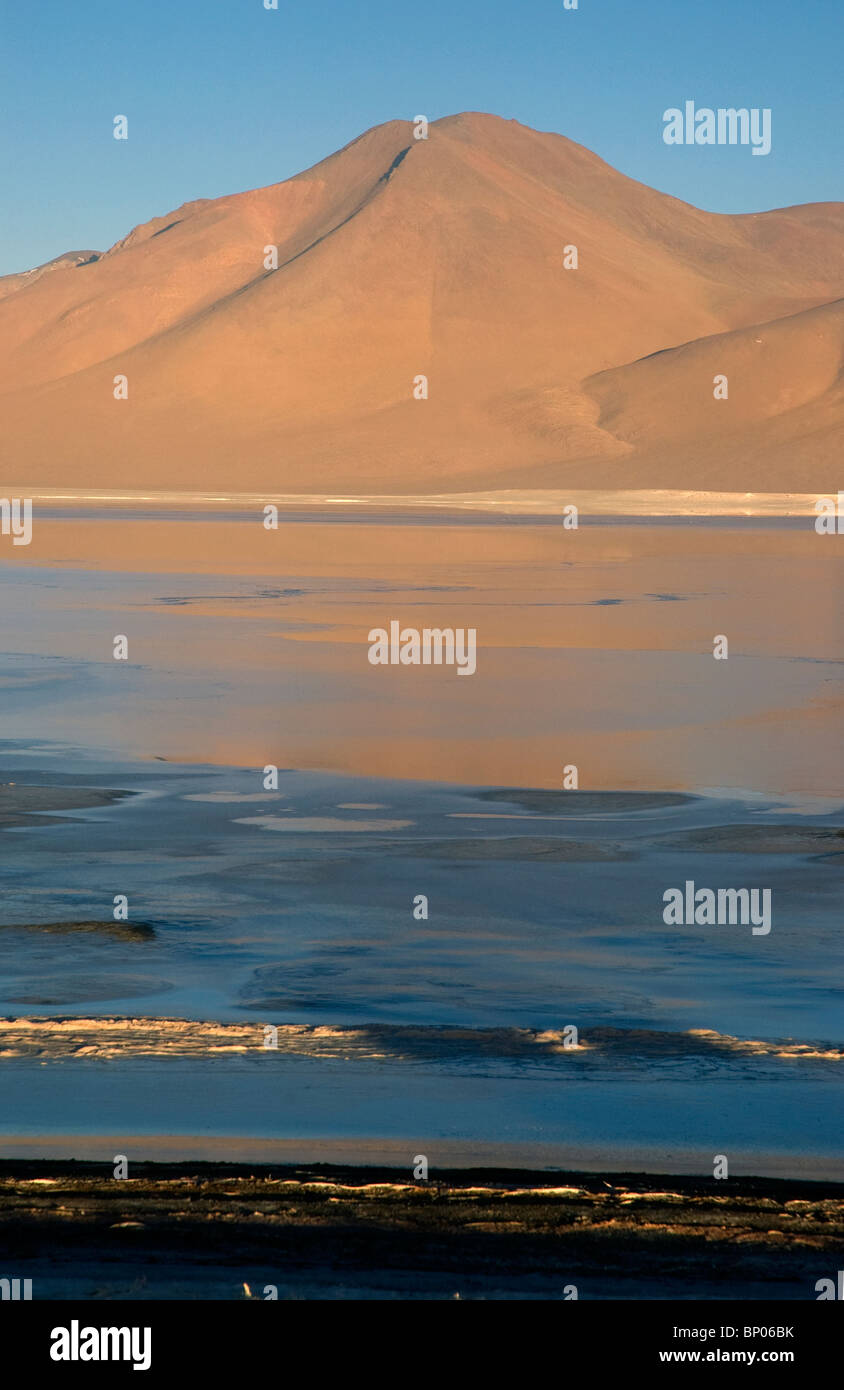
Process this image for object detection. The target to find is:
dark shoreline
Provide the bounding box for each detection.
[2,1160,841,1301]
[0,783,133,831]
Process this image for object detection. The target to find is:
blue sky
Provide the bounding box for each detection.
[1,0,841,273]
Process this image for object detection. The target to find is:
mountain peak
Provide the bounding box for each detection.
[1,115,842,495]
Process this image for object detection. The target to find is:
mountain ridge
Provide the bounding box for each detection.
[2,112,842,493]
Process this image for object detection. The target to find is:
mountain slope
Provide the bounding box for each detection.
[579,298,844,490]
[2,112,842,493]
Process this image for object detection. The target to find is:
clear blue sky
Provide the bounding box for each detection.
[1,0,841,274]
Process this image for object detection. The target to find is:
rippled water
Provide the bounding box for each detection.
[0,513,841,1172]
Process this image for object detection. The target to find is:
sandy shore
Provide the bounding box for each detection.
[1,1159,841,1299]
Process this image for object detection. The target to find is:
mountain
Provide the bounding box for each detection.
[2,112,842,494]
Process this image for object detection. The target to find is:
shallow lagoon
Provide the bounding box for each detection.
[0,512,841,1172]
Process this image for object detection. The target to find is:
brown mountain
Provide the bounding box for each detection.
[2,112,842,494]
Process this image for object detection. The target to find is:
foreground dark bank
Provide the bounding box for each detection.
[2,1161,841,1301]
